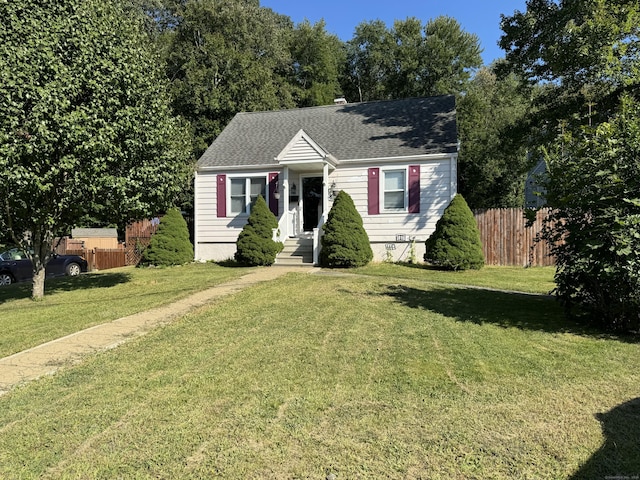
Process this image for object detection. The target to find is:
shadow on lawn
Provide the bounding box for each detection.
[381,284,638,342]
[569,397,640,479]
[0,272,132,303]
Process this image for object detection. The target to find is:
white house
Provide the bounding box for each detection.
[194,95,459,264]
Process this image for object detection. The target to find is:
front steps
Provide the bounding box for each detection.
[276,237,314,266]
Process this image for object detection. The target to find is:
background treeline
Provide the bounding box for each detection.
[137,0,535,210]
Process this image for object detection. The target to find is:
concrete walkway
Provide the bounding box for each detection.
[0,266,314,396]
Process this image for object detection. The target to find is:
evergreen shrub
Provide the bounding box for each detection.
[320,190,373,268]
[235,195,283,266]
[141,208,193,266]
[424,194,484,270]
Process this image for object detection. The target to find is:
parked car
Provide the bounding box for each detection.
[0,248,88,286]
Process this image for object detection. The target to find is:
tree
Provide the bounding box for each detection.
[0,0,191,298]
[235,196,282,266]
[420,16,483,95]
[424,194,484,270]
[499,0,640,330]
[141,208,193,266]
[499,0,640,139]
[320,191,373,268]
[289,20,346,107]
[343,19,394,102]
[343,16,482,102]
[500,0,639,91]
[456,67,534,208]
[163,0,297,157]
[135,0,185,36]
[541,96,640,331]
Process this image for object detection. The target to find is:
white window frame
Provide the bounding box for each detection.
[228,175,267,215]
[381,167,408,212]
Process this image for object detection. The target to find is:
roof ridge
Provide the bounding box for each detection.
[234,94,455,117]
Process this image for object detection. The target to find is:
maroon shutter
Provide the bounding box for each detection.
[368,168,380,215]
[408,165,420,213]
[268,172,279,216]
[217,174,226,218]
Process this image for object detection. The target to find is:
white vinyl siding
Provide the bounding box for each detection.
[284,137,324,161]
[327,156,456,244]
[195,170,281,261]
[194,154,457,262]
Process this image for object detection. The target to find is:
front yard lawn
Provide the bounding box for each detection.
[0,263,248,358]
[0,268,637,478]
[356,263,556,294]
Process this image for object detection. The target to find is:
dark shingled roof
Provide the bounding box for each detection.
[197,95,458,169]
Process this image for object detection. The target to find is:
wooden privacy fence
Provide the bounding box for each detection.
[66,248,126,271]
[473,208,555,267]
[125,218,160,265]
[55,219,160,270]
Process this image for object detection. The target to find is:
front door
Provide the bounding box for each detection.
[302,176,323,231]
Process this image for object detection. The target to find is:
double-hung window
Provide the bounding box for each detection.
[383,169,406,211]
[229,177,266,215]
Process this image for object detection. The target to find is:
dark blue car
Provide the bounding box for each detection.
[0,248,88,286]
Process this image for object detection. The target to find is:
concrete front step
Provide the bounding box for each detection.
[277,238,314,265]
[275,256,313,266]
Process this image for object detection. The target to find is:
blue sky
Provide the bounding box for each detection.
[260,0,528,66]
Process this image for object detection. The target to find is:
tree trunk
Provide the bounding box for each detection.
[32,265,46,299]
[30,232,52,300]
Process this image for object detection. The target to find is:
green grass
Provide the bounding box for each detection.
[0,269,638,479]
[0,263,248,358]
[356,262,557,294]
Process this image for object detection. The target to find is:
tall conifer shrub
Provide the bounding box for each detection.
[235,196,282,266]
[141,208,193,266]
[320,191,373,268]
[424,194,484,270]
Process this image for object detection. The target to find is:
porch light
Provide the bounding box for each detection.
[274,180,281,199]
[290,182,297,196]
[329,181,337,200]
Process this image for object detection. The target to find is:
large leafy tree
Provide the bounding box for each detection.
[289,20,346,107]
[500,0,639,90]
[163,0,297,157]
[0,0,191,298]
[343,19,394,102]
[499,0,640,135]
[456,67,534,208]
[343,16,482,102]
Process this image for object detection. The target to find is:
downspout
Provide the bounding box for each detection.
[451,153,458,200]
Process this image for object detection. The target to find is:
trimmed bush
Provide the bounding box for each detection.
[141,208,193,266]
[235,195,283,266]
[320,190,373,268]
[424,194,484,270]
